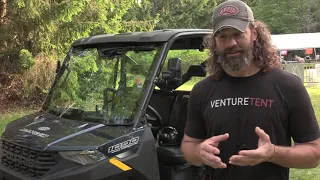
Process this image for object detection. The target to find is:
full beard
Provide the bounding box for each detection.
[216,42,254,72]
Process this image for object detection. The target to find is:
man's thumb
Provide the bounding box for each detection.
[209,133,229,143]
[255,127,270,141]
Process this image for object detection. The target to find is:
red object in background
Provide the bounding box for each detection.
[305,48,313,55]
[280,50,288,56]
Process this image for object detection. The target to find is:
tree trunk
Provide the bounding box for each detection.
[0,0,7,23]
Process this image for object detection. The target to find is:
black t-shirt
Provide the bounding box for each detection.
[185,68,320,180]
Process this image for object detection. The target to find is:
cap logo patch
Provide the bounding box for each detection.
[219,5,239,16]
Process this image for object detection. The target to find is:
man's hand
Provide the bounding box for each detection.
[229,127,275,166]
[197,133,229,168]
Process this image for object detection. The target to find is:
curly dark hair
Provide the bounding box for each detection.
[203,21,283,80]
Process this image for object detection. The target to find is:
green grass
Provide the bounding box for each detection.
[290,86,320,180]
[0,86,320,179]
[306,86,320,121]
[290,168,320,180]
[0,109,37,134]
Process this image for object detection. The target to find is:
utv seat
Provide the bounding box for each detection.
[156,91,190,165]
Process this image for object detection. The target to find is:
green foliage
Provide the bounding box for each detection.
[250,0,306,34]
[210,0,320,34]
[309,0,320,32]
[1,0,320,112]
[22,58,56,99]
[150,0,217,29]
[18,49,35,73]
[122,0,160,32]
[0,0,159,72]
[1,0,320,66]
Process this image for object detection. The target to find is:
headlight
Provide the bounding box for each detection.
[59,150,107,165]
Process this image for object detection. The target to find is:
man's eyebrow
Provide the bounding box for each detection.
[215,30,228,36]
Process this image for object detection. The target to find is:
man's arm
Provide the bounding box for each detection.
[181,135,204,166]
[279,73,320,168]
[268,138,320,168]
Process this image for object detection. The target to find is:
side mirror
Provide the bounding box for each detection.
[162,58,182,86]
[56,60,61,74]
[168,58,181,72]
[158,58,182,91]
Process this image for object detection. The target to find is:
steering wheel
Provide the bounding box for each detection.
[146,105,164,131]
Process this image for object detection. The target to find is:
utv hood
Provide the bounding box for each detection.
[1,112,133,151]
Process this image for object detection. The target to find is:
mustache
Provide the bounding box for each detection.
[215,46,244,55]
[224,47,243,54]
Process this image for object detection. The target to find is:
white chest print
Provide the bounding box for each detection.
[210,97,274,108]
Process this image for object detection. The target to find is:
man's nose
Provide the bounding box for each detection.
[225,38,237,49]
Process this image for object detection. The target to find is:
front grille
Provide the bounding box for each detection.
[1,140,56,179]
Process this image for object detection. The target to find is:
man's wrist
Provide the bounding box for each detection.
[195,143,205,165]
[196,143,201,158]
[266,144,276,162]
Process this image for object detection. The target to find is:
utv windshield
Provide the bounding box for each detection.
[42,43,163,125]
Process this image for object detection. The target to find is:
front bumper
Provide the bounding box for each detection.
[0,154,133,180]
[0,139,136,180]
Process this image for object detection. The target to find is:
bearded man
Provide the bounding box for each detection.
[181,0,320,180]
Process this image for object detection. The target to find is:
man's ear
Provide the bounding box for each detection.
[252,28,258,41]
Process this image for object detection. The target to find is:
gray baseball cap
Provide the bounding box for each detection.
[212,0,254,35]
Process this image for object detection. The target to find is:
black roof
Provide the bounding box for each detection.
[71,29,213,46]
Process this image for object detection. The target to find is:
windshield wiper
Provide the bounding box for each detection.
[59,102,76,117]
[99,46,156,57]
[100,48,123,57]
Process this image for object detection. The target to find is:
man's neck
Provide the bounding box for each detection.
[226,64,261,77]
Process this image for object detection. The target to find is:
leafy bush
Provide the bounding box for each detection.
[18,49,35,73]
[22,56,56,99]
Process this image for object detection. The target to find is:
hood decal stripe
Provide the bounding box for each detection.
[45,124,105,150]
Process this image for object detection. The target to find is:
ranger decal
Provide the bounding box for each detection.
[108,137,140,154]
[19,128,49,138]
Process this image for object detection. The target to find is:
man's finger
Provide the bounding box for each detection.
[238,149,262,157]
[229,159,250,166]
[202,152,227,169]
[255,127,270,141]
[208,158,227,169]
[229,155,257,166]
[229,155,244,162]
[206,153,222,163]
[204,158,227,169]
[203,144,221,154]
[208,133,229,144]
[216,162,227,168]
